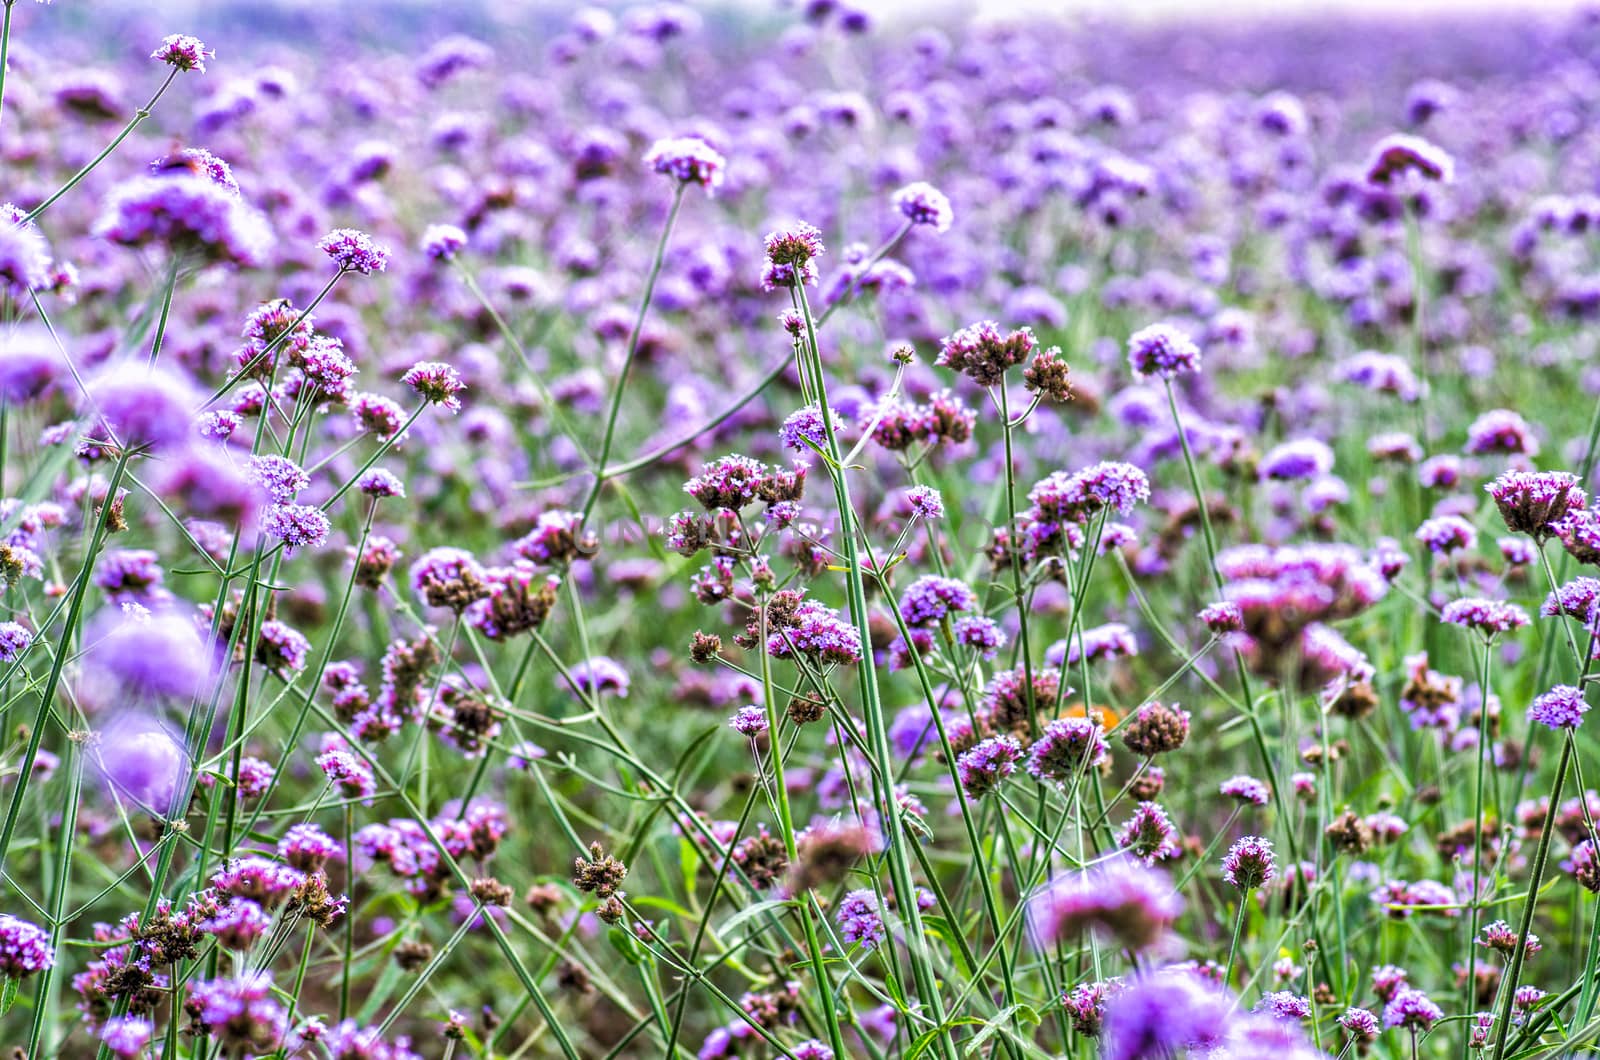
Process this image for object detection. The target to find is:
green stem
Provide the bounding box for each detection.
[25,69,180,223]
[0,451,131,868]
[0,2,14,133]
[1489,732,1572,1060]
[791,280,955,1059]
[147,256,181,365]
[579,183,686,526]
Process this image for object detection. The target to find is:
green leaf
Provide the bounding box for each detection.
[0,976,18,1017]
[716,898,792,939]
[607,926,646,965]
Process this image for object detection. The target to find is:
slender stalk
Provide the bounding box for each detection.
[0,1,15,132]
[1489,733,1572,1060]
[1223,894,1249,987]
[1462,635,1495,1046]
[0,451,131,868]
[790,280,955,1059]
[579,183,687,526]
[24,69,180,223]
[147,256,181,365]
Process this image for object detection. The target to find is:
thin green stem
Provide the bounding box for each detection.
[579,183,687,526]
[25,69,180,223]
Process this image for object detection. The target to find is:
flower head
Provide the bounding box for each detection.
[1529,684,1588,731]
[152,34,213,72]
[402,360,466,412]
[644,135,726,193]
[1127,322,1201,381]
[1366,133,1454,184]
[318,228,390,274]
[891,181,954,233]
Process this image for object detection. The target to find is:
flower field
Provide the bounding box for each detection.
[2,3,1600,1058]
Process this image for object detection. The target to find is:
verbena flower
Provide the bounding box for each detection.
[891,181,954,233]
[151,33,213,72]
[318,228,391,274]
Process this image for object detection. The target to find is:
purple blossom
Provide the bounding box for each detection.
[1441,597,1529,636]
[0,914,54,977]
[1029,857,1183,952]
[835,889,886,949]
[892,181,954,233]
[643,136,726,193]
[729,705,769,736]
[1529,685,1588,730]
[1127,322,1202,381]
[151,33,213,72]
[1222,835,1277,889]
[956,735,1022,799]
[402,360,466,412]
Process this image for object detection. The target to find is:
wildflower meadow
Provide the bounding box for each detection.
[4,2,1600,1057]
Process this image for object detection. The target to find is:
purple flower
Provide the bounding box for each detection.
[318,228,391,274]
[899,575,977,627]
[567,656,630,699]
[358,468,406,499]
[1488,470,1586,541]
[643,136,726,193]
[769,601,862,667]
[83,362,200,451]
[422,223,468,262]
[198,898,274,949]
[1365,133,1454,184]
[1127,322,1201,381]
[1222,835,1277,889]
[1339,1007,1380,1042]
[0,621,33,664]
[100,1016,154,1058]
[151,33,213,72]
[1199,602,1244,634]
[1338,351,1422,402]
[152,146,239,196]
[1259,438,1334,481]
[85,606,212,701]
[936,319,1035,386]
[1441,597,1529,636]
[761,221,824,290]
[187,972,288,1054]
[1256,991,1313,1020]
[0,218,51,301]
[1466,409,1538,457]
[1030,857,1183,952]
[1220,774,1271,805]
[956,735,1022,799]
[1382,987,1444,1031]
[1027,717,1109,785]
[835,889,886,949]
[952,615,1005,658]
[779,405,837,453]
[263,503,332,554]
[1100,970,1231,1060]
[1117,801,1181,864]
[402,360,466,412]
[1415,515,1477,555]
[906,485,944,520]
[730,705,769,736]
[318,746,375,800]
[0,914,54,977]
[891,181,954,233]
[247,455,310,504]
[95,172,271,267]
[1048,622,1138,665]
[93,713,189,816]
[1028,462,1151,525]
[1529,684,1588,730]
